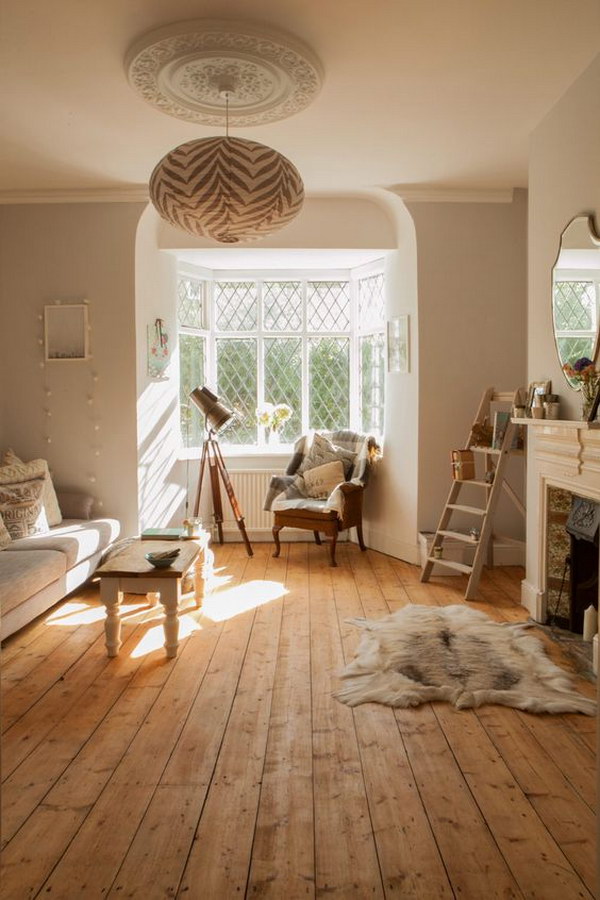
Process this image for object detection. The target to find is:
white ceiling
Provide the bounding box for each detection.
[1,0,599,198]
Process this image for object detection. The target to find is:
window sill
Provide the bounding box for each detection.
[179,444,294,461]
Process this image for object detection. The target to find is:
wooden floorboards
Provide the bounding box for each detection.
[1,543,596,899]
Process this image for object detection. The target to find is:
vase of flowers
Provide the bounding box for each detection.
[562,357,600,420]
[256,402,292,444]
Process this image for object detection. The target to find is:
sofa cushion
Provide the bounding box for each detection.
[0,479,48,539]
[8,518,121,568]
[0,549,67,617]
[0,451,62,527]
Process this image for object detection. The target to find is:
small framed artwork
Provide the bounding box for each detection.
[44,304,90,361]
[526,379,551,415]
[388,315,410,373]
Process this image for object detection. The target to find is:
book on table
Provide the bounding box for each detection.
[141,528,185,541]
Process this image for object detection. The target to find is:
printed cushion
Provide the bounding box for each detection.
[0,512,11,549]
[0,450,62,526]
[297,433,356,479]
[302,460,345,499]
[0,478,48,539]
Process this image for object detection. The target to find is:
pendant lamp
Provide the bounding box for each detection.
[127,20,322,244]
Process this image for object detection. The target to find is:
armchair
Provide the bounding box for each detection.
[263,430,380,566]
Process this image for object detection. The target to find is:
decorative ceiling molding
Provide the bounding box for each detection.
[126,19,323,127]
[0,188,150,204]
[390,187,515,203]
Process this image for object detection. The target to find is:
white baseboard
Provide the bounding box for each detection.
[220,526,347,543]
[521,580,544,621]
[360,524,421,565]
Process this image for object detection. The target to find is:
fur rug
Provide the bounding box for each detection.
[336,605,596,715]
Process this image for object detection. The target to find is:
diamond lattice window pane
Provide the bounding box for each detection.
[307,282,350,332]
[557,336,595,369]
[309,338,350,430]
[263,282,303,332]
[553,281,595,331]
[264,338,302,442]
[179,334,205,447]
[216,338,257,444]
[360,333,385,434]
[215,282,258,331]
[177,277,205,329]
[358,274,385,332]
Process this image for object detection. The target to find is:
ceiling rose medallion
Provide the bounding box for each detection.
[127,20,320,243]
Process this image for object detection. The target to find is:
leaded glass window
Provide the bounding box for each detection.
[360,333,385,434]
[553,280,599,386]
[178,267,385,448]
[307,282,350,332]
[309,337,350,430]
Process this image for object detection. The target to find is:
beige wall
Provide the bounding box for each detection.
[525,52,600,601]
[0,202,145,535]
[407,193,528,538]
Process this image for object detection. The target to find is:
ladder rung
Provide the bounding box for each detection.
[468,480,494,488]
[427,557,474,574]
[447,504,487,516]
[438,530,480,544]
[469,446,501,455]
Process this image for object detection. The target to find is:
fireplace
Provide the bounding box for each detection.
[546,486,599,633]
[519,417,600,624]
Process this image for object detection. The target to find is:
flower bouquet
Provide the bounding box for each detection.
[256,402,292,443]
[562,357,600,419]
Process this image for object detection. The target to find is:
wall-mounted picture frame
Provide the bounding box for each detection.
[44,304,90,361]
[388,315,410,373]
[526,379,551,415]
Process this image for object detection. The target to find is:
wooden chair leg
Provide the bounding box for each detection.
[356,522,367,551]
[313,530,322,545]
[272,525,283,558]
[329,531,338,567]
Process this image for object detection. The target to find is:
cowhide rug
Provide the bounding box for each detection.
[336,604,596,715]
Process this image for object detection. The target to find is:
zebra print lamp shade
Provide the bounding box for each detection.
[149,136,304,244]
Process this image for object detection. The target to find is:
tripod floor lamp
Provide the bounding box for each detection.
[190,386,253,557]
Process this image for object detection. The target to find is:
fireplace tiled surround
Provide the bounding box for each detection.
[518,418,600,665]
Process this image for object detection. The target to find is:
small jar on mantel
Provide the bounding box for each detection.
[543,395,560,420]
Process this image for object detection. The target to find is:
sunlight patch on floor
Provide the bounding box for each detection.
[45,601,141,626]
[201,579,287,622]
[130,614,202,658]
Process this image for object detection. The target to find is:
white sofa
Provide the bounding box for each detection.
[0,491,119,641]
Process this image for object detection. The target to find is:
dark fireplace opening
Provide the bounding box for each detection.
[546,488,599,634]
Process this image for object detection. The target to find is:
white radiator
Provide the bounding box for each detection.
[220,469,283,540]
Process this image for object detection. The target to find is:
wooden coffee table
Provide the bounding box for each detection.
[97,537,207,659]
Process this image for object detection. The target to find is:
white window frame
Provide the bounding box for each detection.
[553,270,600,378]
[177,263,385,451]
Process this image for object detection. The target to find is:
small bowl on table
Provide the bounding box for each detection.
[145,552,177,569]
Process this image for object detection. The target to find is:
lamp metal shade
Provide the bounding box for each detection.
[190,386,234,433]
[150,136,304,244]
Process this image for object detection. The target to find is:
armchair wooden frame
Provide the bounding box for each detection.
[272,482,366,567]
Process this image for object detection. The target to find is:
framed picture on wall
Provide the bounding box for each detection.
[388,315,410,373]
[44,304,90,361]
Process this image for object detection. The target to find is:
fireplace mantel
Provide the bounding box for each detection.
[518,417,600,621]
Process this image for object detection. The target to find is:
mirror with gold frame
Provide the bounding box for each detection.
[552,215,600,389]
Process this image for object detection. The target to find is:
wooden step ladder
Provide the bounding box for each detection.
[421,388,525,600]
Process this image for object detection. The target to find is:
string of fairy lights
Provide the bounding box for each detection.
[38,299,103,508]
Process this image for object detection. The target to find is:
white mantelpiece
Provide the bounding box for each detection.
[516,418,600,621]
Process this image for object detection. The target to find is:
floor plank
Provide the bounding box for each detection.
[0,546,595,900]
